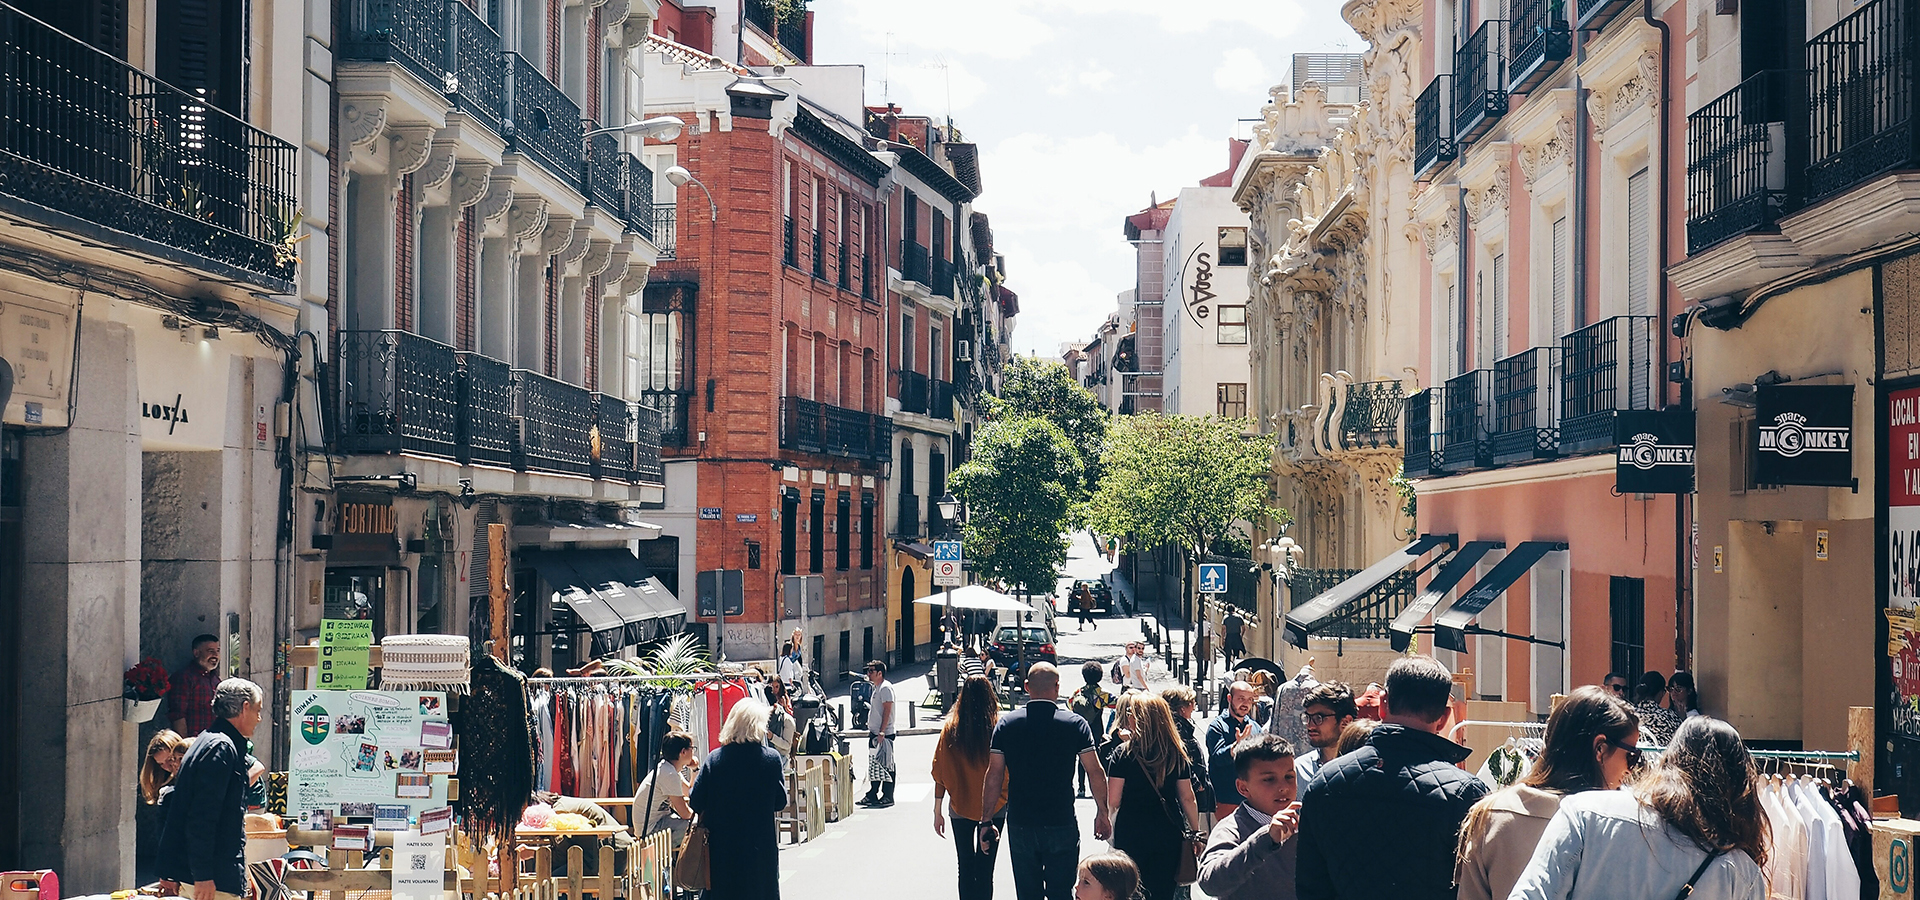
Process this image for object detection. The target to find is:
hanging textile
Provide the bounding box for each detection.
[459,655,537,849]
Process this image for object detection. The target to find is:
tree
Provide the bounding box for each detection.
[1086,413,1284,559]
[948,416,1084,595]
[985,356,1108,498]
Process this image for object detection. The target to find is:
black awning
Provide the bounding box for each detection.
[1388,541,1504,652]
[1432,541,1567,652]
[1282,534,1456,648]
[563,549,688,645]
[524,552,631,656]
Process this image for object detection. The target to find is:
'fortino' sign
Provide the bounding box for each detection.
[1753,384,1855,487]
[1615,408,1694,494]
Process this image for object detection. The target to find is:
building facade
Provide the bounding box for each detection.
[1161,142,1255,420]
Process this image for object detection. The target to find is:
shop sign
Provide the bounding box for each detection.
[1614,408,1695,494]
[1754,384,1855,487]
[134,309,234,451]
[1180,244,1216,325]
[1887,386,1920,737]
[0,289,75,429]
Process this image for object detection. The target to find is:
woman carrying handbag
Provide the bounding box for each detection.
[1104,694,1203,900]
[687,701,788,900]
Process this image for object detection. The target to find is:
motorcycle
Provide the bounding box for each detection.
[848,670,873,732]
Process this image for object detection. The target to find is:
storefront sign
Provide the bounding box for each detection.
[288,690,450,824]
[1887,386,1920,737]
[133,308,234,451]
[0,289,75,429]
[1181,245,1216,325]
[1614,408,1695,494]
[1754,384,1855,486]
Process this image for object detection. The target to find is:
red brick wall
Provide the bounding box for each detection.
[650,0,715,53]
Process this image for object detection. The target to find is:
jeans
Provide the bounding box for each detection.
[1008,822,1079,900]
[951,813,1005,900]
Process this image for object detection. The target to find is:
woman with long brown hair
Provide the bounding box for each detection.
[1454,686,1640,900]
[932,675,1009,900]
[1510,715,1767,900]
[140,729,189,805]
[1105,693,1201,900]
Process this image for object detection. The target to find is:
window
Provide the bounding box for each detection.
[1609,576,1645,681]
[779,490,798,575]
[835,491,851,571]
[1550,216,1570,339]
[1217,305,1248,344]
[1626,167,1651,317]
[1490,252,1507,361]
[809,489,825,574]
[626,310,685,395]
[860,493,874,569]
[1217,383,1248,418]
[901,314,916,373]
[1217,227,1248,266]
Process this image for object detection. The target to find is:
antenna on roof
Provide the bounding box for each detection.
[881,33,910,105]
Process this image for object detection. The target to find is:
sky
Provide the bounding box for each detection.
[809,0,1364,359]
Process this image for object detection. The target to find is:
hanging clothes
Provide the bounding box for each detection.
[1269,666,1318,756]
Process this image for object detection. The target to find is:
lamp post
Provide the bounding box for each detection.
[1263,535,1303,661]
[664,165,719,223]
[582,115,686,143]
[937,491,961,647]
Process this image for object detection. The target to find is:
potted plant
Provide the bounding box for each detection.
[124,657,171,723]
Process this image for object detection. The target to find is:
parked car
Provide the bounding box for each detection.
[1068,578,1115,613]
[987,625,1057,669]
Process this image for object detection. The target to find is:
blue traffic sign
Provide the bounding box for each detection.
[934,540,963,561]
[1198,563,1229,594]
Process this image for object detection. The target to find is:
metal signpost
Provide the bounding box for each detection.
[1196,562,1228,696]
[934,540,962,646]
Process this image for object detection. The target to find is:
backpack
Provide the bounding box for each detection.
[1068,684,1105,722]
[1109,659,1124,684]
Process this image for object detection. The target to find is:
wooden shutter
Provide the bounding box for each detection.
[544,263,559,376]
[457,207,476,350]
[585,275,601,391]
[1491,252,1507,361]
[1626,167,1651,317]
[395,173,415,331]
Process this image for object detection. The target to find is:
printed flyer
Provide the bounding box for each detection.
[289,690,449,824]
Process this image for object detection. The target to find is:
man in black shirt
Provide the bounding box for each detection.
[981,662,1111,900]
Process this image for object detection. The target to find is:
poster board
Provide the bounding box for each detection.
[290,690,450,824]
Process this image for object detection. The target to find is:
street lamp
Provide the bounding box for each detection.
[937,492,961,649]
[582,115,685,142]
[664,165,719,223]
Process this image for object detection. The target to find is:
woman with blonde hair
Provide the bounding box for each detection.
[140,730,189,805]
[932,675,1009,900]
[688,701,787,899]
[1105,693,1201,900]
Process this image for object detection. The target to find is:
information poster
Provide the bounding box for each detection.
[1888,387,1920,738]
[289,690,449,824]
[318,620,373,690]
[392,832,446,900]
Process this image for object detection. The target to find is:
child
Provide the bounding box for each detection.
[1073,851,1141,900]
[1197,734,1301,900]
[1069,661,1116,798]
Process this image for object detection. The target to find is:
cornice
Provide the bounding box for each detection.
[790,106,890,186]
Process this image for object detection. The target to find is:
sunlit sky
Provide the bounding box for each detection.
[810,0,1363,358]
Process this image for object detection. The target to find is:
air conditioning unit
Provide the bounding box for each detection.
[955,340,973,362]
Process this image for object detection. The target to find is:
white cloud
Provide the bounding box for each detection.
[1051,0,1313,38]
[824,0,1056,59]
[1045,64,1117,96]
[872,58,988,115]
[1213,48,1270,93]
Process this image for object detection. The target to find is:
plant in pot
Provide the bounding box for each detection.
[124,657,171,723]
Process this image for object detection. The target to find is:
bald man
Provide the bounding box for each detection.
[981,662,1112,900]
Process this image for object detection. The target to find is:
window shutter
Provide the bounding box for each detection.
[1445,279,1460,377]
[1474,271,1488,368]
[1627,167,1651,317]
[1491,252,1507,361]
[1551,216,1570,339]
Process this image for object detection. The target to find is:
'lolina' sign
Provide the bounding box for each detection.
[1182,245,1215,326]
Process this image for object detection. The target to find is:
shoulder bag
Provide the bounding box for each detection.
[1144,758,1202,885]
[1673,851,1723,900]
[671,813,711,891]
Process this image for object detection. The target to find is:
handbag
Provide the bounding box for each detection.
[671,815,711,891]
[1143,758,1202,885]
[1672,851,1723,900]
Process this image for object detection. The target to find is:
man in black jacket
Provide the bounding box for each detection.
[1295,656,1486,900]
[158,678,264,900]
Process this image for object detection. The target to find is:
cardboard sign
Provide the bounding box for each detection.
[392,833,445,900]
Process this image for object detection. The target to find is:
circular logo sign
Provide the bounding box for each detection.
[1631,435,1659,470]
[1773,420,1807,457]
[301,704,332,745]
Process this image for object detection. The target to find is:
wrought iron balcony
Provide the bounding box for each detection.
[1687,70,1800,254]
[652,204,677,259]
[337,331,664,483]
[901,239,930,286]
[1508,0,1570,94]
[340,330,461,458]
[341,0,448,95]
[0,0,298,284]
[1402,387,1443,477]
[932,257,955,298]
[1287,566,1419,641]
[1454,19,1508,143]
[1491,347,1561,465]
[504,52,582,183]
[622,153,655,241]
[585,132,623,220]
[1442,368,1496,471]
[1340,379,1404,450]
[898,370,930,415]
[812,228,826,279]
[640,389,692,447]
[1559,315,1657,454]
[930,379,955,421]
[447,1,505,137]
[742,0,808,62]
[780,396,891,462]
[894,492,921,538]
[1576,0,1633,31]
[1806,0,1911,205]
[1415,76,1457,179]
[784,215,797,267]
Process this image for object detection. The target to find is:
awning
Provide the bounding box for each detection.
[894,541,936,561]
[512,519,664,544]
[1388,541,1504,652]
[1282,534,1456,648]
[912,584,1032,613]
[523,549,687,653]
[1431,541,1567,652]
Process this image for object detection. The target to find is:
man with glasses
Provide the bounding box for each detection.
[1602,672,1630,699]
[1292,681,1356,783]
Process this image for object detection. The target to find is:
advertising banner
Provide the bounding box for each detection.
[1614,408,1695,494]
[1889,387,1920,738]
[289,690,450,824]
[1754,384,1855,487]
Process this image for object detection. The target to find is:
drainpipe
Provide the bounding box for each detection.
[1572,17,1587,331]
[1640,0,1684,672]
[1458,185,1470,371]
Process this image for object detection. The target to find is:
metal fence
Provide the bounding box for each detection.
[1806,0,1913,202]
[1442,368,1495,470]
[1687,70,1796,253]
[1454,19,1508,140]
[1415,75,1456,178]
[1559,315,1656,453]
[1340,379,1404,450]
[1491,347,1560,464]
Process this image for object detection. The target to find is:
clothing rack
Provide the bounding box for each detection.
[526,672,739,685]
[1449,718,1546,743]
[1634,746,1860,762]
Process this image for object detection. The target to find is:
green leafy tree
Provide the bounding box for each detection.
[1087,412,1285,564]
[985,356,1108,498]
[948,417,1084,595]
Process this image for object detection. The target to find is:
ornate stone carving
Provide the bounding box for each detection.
[538,214,577,257]
[581,239,615,278]
[563,222,594,264]
[1518,114,1576,186]
[1419,213,1457,260]
[1466,166,1509,222]
[416,141,459,191]
[341,99,389,152]
[476,177,515,223]
[509,197,549,243]
[600,248,631,293]
[1590,49,1661,144]
[450,162,494,209]
[388,126,437,176]
[623,261,651,293]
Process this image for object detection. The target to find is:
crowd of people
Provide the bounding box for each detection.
[913,653,1780,900]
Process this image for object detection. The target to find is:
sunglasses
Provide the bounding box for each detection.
[1604,737,1644,768]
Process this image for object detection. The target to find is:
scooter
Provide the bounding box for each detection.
[847,671,872,732]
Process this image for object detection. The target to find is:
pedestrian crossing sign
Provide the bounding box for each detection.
[1199,563,1229,594]
[934,541,962,561]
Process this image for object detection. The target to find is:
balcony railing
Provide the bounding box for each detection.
[901,239,930,286]
[1287,567,1419,641]
[1340,379,1404,450]
[812,228,826,279]
[1508,0,1570,94]
[898,370,930,415]
[743,0,808,61]
[338,331,664,483]
[0,0,298,283]
[585,132,623,219]
[930,379,955,421]
[1576,0,1633,31]
[1415,76,1457,179]
[340,330,461,458]
[784,215,797,267]
[652,204,677,259]
[1687,70,1800,253]
[780,397,891,462]
[341,0,447,96]
[894,492,920,537]
[932,257,956,298]
[447,0,505,137]
[640,389,692,447]
[504,52,582,183]
[1559,315,1657,454]
[1806,0,1913,204]
[1402,387,1443,477]
[622,153,655,241]
[1442,368,1495,471]
[1455,19,1508,143]
[1491,347,1561,464]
